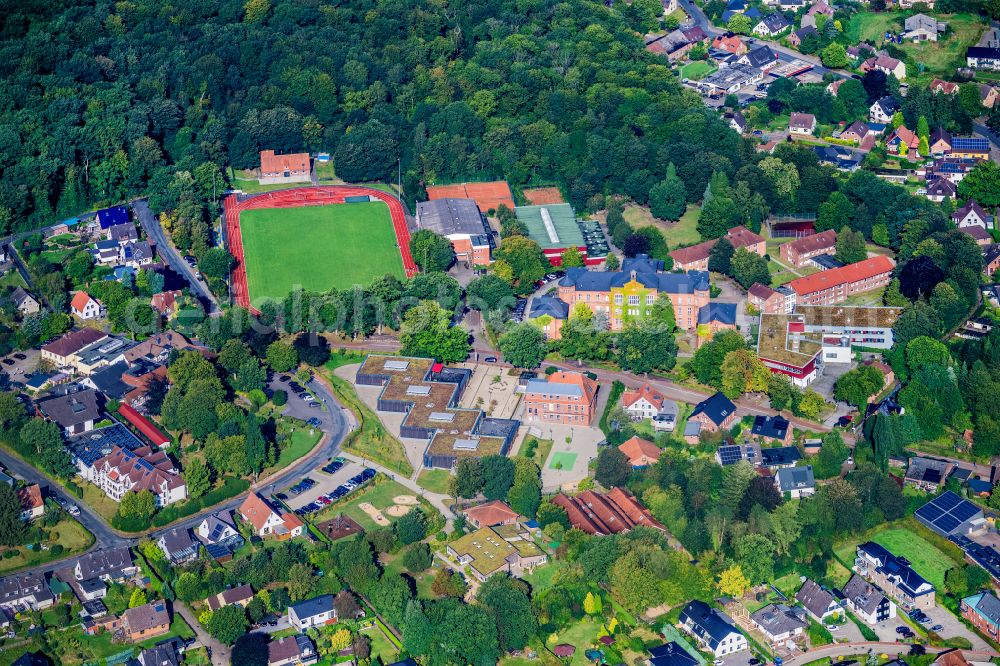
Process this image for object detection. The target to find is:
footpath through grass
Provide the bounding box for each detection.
[240,202,404,301]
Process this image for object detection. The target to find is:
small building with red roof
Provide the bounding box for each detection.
[618,436,662,468]
[239,492,304,540]
[259,150,310,185]
[18,484,44,521]
[71,291,105,320]
[621,383,666,421]
[150,290,183,318]
[117,402,170,447]
[463,500,520,529]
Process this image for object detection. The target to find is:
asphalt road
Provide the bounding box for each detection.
[132,198,221,315]
[4,373,348,580]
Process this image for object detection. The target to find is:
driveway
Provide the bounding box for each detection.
[922,605,992,652]
[718,649,756,666]
[1,350,40,384]
[132,199,220,315]
[871,614,909,642]
[176,601,230,666]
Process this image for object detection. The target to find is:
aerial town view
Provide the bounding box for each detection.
[3,1,1000,665]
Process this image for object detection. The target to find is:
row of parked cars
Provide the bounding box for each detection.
[290,465,377,516]
[906,608,943,633]
[277,375,322,409]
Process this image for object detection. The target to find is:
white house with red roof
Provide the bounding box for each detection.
[84,445,187,507]
[18,484,44,521]
[621,383,668,421]
[238,492,304,540]
[71,291,105,320]
[150,290,183,318]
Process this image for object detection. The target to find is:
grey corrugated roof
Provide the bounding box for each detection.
[524,379,582,398]
[529,296,569,320]
[415,198,485,237]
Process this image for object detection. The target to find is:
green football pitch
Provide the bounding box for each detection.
[239,202,405,301]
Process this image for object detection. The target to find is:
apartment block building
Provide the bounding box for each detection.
[779,229,837,268]
[785,255,895,306]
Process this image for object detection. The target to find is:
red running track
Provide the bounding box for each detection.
[223,186,417,313]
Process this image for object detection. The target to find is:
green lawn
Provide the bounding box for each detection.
[524,560,565,593]
[326,373,414,476]
[416,469,452,495]
[239,202,404,302]
[629,203,702,248]
[0,517,94,574]
[360,623,400,664]
[519,436,554,469]
[0,270,27,288]
[313,479,433,531]
[869,528,957,590]
[268,419,323,472]
[680,60,717,81]
[548,452,578,470]
[544,616,603,665]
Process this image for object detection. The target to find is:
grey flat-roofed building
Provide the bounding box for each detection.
[416,198,485,236]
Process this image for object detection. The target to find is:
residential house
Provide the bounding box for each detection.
[36,389,101,436]
[855,541,936,609]
[150,291,183,319]
[17,484,44,521]
[959,225,991,245]
[826,78,844,97]
[904,456,953,492]
[780,230,837,268]
[795,579,842,622]
[749,604,807,644]
[621,383,669,421]
[926,178,958,202]
[446,524,547,581]
[697,303,737,344]
[980,83,999,108]
[464,500,520,529]
[714,442,762,466]
[123,330,197,364]
[74,548,136,584]
[288,594,336,630]
[95,206,129,231]
[789,25,819,47]
[801,1,833,28]
[85,445,187,507]
[106,223,138,245]
[119,240,154,268]
[196,512,243,546]
[138,644,180,666]
[678,600,748,657]
[738,45,779,72]
[259,150,310,185]
[862,54,906,80]
[71,291,105,320]
[903,13,943,41]
[984,244,1000,276]
[784,255,895,306]
[840,121,874,147]
[0,572,55,611]
[775,465,816,498]
[552,487,666,535]
[869,96,899,124]
[753,14,791,38]
[842,574,896,625]
[93,239,121,265]
[269,635,319,666]
[726,112,747,134]
[522,371,598,426]
[156,528,199,564]
[967,46,1000,71]
[712,33,747,55]
[748,283,786,314]
[930,128,953,155]
[953,200,993,230]
[927,156,978,183]
[887,126,920,159]
[961,591,1000,641]
[619,436,662,468]
[122,600,170,642]
[761,446,802,468]
[649,642,700,666]
[205,584,254,612]
[789,112,817,136]
[930,79,959,95]
[527,295,568,340]
[11,288,39,316]
[751,415,791,444]
[238,492,304,540]
[689,392,737,433]
[950,136,991,159]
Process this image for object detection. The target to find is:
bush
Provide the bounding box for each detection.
[272,389,287,406]
[402,543,433,572]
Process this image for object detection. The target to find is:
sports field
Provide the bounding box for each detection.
[239,202,405,301]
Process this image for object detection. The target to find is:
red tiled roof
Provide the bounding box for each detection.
[669,239,715,266]
[552,488,665,535]
[748,283,777,300]
[464,500,520,527]
[890,126,919,148]
[259,150,309,175]
[621,383,665,411]
[18,484,43,513]
[547,371,597,402]
[150,290,182,314]
[726,225,765,248]
[930,79,959,94]
[618,436,661,465]
[71,291,98,312]
[239,492,279,533]
[787,255,895,296]
[786,229,837,255]
[426,181,514,214]
[118,402,171,447]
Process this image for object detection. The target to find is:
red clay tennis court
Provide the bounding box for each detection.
[426,180,515,214]
[523,187,565,205]
[224,186,416,314]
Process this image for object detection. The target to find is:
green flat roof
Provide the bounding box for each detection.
[515,204,585,250]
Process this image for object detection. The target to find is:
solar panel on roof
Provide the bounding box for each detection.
[936,514,961,533]
[916,504,943,522]
[952,502,980,522]
[205,544,230,559]
[717,445,741,465]
[936,492,961,510]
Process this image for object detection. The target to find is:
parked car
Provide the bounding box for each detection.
[13,353,25,360]
[278,375,290,382]
[484,356,497,363]
[309,401,321,408]
[930,624,943,632]
[275,493,288,501]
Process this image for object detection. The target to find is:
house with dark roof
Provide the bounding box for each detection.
[528,295,569,340]
[138,643,180,666]
[753,13,791,38]
[288,594,336,630]
[953,200,993,230]
[750,604,807,644]
[789,25,819,47]
[205,584,254,612]
[789,112,817,136]
[926,178,958,202]
[10,287,39,316]
[962,591,1000,640]
[689,393,737,432]
[81,362,132,400]
[751,415,791,444]
[74,548,136,584]
[855,541,936,609]
[106,223,138,245]
[930,127,952,154]
[197,511,241,545]
[739,45,779,71]
[775,465,815,498]
[842,574,895,625]
[904,456,953,492]
[649,642,699,666]
[156,528,199,564]
[269,634,318,666]
[697,303,737,344]
[36,389,101,436]
[678,600,748,657]
[796,579,842,622]
[95,206,129,230]
[760,446,801,468]
[714,442,761,466]
[122,600,170,641]
[0,572,55,611]
[869,96,899,124]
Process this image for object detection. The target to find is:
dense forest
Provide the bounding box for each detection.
[0,0,743,234]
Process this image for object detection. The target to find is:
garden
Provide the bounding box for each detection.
[0,507,93,575]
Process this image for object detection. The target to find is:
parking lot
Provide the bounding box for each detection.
[921,605,991,651]
[278,458,375,515]
[2,349,40,384]
[870,614,910,642]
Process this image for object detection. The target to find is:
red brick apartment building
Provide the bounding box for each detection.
[552,488,665,535]
[669,226,766,271]
[961,591,1000,640]
[522,371,598,426]
[779,230,837,268]
[786,255,895,306]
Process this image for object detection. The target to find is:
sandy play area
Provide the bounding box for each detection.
[359,502,391,526]
[360,495,420,523]
[385,505,411,517]
[393,495,418,505]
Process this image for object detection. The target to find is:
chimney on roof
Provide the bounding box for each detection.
[630,270,637,281]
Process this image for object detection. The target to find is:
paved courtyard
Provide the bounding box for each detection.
[531,423,604,491]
